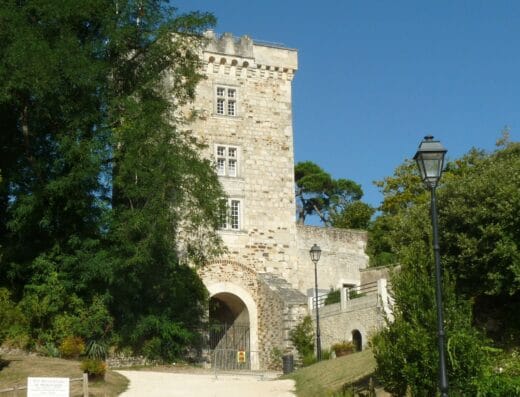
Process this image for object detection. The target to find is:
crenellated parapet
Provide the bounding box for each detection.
[202,30,297,80]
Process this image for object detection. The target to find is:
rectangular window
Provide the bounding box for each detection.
[215,85,238,116]
[220,198,242,231]
[215,144,239,177]
[230,200,240,230]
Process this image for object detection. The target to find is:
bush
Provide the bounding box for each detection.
[59,336,85,359]
[325,289,340,305]
[81,359,107,380]
[85,340,108,360]
[0,288,28,346]
[128,315,193,362]
[331,341,354,357]
[289,316,315,361]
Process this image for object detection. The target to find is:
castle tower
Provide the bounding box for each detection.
[188,31,299,280]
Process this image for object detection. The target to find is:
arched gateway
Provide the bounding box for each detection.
[198,260,308,370]
[199,261,261,370]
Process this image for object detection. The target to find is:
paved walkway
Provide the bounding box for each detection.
[117,370,296,397]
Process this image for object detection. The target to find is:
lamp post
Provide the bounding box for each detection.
[413,135,449,397]
[309,243,322,361]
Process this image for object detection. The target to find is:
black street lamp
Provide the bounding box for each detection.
[309,243,322,361]
[414,135,449,397]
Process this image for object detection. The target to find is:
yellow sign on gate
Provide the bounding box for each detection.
[237,350,246,363]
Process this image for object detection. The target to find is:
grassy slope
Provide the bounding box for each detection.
[287,349,377,397]
[0,353,128,397]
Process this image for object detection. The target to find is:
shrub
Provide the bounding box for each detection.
[39,342,60,358]
[302,352,316,367]
[268,346,283,371]
[81,359,107,380]
[85,340,108,360]
[128,315,193,362]
[325,289,340,305]
[289,316,315,365]
[0,288,28,346]
[59,336,85,359]
[331,341,354,357]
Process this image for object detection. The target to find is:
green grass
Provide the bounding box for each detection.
[286,349,377,397]
[0,353,128,396]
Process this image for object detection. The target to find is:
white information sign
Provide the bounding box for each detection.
[27,377,70,397]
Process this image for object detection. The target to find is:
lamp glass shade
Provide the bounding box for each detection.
[310,244,321,263]
[413,136,447,188]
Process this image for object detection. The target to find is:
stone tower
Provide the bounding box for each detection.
[188,31,299,279]
[184,32,372,370]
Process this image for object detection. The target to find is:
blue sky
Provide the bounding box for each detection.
[175,1,520,209]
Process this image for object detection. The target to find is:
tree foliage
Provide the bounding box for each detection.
[294,161,373,228]
[0,0,224,360]
[371,135,520,394]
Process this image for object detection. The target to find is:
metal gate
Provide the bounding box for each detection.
[202,322,252,371]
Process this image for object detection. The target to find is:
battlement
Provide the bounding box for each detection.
[202,30,298,74]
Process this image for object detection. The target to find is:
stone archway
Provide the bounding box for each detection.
[205,282,259,370]
[209,292,250,350]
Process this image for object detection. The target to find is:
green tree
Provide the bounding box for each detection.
[439,140,520,345]
[371,135,520,394]
[294,161,372,228]
[0,1,224,359]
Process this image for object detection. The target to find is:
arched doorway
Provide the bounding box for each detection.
[209,292,250,351]
[352,329,362,352]
[205,282,259,370]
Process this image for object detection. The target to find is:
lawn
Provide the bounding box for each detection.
[286,349,377,397]
[0,353,128,396]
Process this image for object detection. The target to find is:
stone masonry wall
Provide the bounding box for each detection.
[257,277,285,368]
[186,32,299,283]
[257,273,307,369]
[316,297,385,351]
[295,225,369,296]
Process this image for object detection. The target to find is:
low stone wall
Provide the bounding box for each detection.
[106,355,156,368]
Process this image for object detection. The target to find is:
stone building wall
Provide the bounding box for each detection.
[295,225,369,296]
[186,31,299,283]
[316,296,385,350]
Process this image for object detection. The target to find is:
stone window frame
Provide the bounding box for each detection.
[214,84,238,117]
[220,197,243,231]
[215,144,239,177]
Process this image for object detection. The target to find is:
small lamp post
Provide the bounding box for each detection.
[413,135,449,397]
[309,243,322,361]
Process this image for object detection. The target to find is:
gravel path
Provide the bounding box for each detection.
[117,370,296,397]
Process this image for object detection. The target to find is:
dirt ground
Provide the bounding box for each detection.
[117,370,296,397]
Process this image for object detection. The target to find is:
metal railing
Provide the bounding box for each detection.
[312,280,380,307]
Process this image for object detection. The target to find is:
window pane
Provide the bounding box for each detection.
[217,99,224,114]
[228,159,236,176]
[228,100,235,116]
[230,200,240,229]
[217,146,225,156]
[228,89,236,98]
[217,158,226,175]
[228,147,236,158]
[217,87,225,97]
